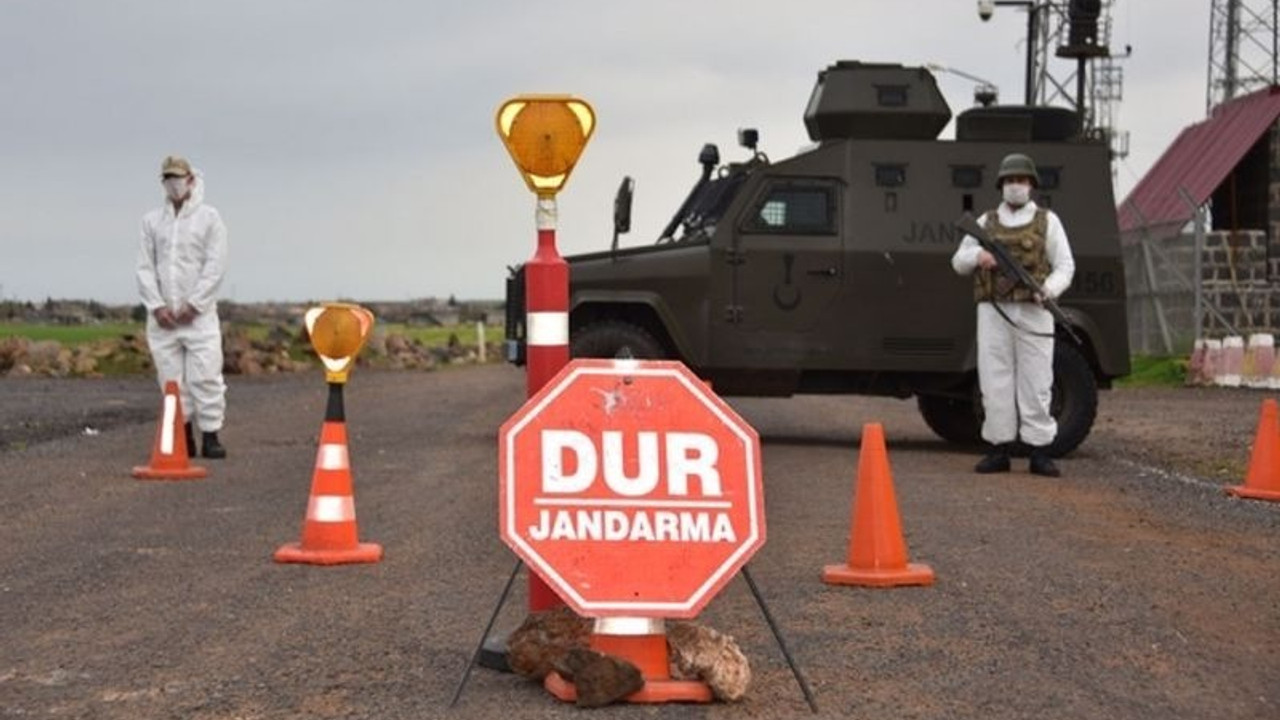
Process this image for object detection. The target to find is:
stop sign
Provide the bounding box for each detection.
[499,358,765,618]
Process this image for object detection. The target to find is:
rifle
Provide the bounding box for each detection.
[954,212,1082,345]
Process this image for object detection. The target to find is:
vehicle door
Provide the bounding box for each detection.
[716,177,845,368]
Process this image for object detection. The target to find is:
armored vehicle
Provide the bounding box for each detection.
[504,61,1130,456]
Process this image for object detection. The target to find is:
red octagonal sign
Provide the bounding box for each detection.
[499,359,765,618]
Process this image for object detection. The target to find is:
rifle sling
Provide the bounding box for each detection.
[986,299,1057,339]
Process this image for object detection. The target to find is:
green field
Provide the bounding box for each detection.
[0,321,492,348]
[0,322,143,344]
[376,322,489,346]
[1115,355,1186,388]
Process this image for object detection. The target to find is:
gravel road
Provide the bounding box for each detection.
[0,367,1276,719]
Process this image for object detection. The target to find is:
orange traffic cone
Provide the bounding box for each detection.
[544,618,713,704]
[274,420,382,564]
[822,423,934,587]
[1227,398,1280,502]
[132,380,207,480]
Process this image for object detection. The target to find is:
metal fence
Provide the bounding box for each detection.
[1119,191,1276,356]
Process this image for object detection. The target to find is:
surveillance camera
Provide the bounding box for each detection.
[978,0,994,21]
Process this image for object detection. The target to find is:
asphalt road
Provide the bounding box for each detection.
[1,366,1277,719]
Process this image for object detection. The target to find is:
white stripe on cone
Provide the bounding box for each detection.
[316,444,349,470]
[527,311,569,346]
[161,394,176,455]
[308,495,356,523]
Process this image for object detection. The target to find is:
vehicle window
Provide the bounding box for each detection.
[874,164,906,187]
[1039,166,1062,190]
[744,183,835,234]
[951,165,983,189]
[876,84,909,107]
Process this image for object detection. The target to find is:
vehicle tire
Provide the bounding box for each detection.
[1044,342,1098,458]
[917,343,1098,457]
[917,390,982,447]
[570,320,668,360]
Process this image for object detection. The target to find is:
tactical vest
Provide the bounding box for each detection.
[974,208,1051,303]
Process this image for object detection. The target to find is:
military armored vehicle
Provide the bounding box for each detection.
[504,61,1130,456]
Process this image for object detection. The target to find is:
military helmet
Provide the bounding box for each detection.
[996,153,1039,187]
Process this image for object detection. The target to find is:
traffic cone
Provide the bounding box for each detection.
[822,423,934,587]
[544,618,713,704]
[274,420,382,564]
[1227,398,1280,502]
[132,380,207,480]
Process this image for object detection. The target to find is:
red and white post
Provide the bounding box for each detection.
[522,196,569,611]
[493,93,596,653]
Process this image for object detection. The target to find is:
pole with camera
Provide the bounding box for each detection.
[977,0,1112,133]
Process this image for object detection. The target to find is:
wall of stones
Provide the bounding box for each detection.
[1124,228,1278,355]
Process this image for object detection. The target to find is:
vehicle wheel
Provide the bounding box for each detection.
[917,389,982,446]
[917,343,1098,457]
[1044,342,1098,458]
[570,320,667,360]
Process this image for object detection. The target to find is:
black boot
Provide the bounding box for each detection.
[1029,449,1060,477]
[201,431,227,459]
[184,422,197,458]
[974,444,1012,473]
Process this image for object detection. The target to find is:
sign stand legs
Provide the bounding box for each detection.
[742,565,819,714]
[450,559,523,708]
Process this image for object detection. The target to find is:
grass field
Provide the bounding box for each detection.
[377,322,490,346]
[0,323,143,344]
[0,321,493,348]
[1115,355,1186,387]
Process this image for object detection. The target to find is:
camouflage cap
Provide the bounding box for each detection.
[160,155,192,178]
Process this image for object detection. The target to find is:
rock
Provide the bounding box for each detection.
[385,334,410,354]
[72,355,98,376]
[506,606,592,680]
[0,337,28,372]
[667,621,751,701]
[265,324,294,345]
[24,340,62,373]
[364,331,387,356]
[553,647,644,708]
[223,331,253,358]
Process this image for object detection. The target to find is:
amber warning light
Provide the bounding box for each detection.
[305,303,375,384]
[496,95,596,197]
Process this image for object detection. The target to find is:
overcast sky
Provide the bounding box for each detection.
[0,0,1218,304]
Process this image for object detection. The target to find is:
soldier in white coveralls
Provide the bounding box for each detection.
[952,153,1075,477]
[136,155,229,459]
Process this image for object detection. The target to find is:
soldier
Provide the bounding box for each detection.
[136,156,229,458]
[952,153,1076,477]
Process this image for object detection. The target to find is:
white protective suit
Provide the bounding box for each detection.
[136,171,229,432]
[951,201,1075,448]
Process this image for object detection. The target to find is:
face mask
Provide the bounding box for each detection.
[164,177,189,201]
[1002,182,1031,206]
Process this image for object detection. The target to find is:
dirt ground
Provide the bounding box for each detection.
[0,368,1276,719]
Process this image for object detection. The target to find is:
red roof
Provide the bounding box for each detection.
[1118,85,1280,232]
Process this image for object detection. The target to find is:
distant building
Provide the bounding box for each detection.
[1118,86,1280,353]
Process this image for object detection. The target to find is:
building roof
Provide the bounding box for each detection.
[1118,85,1280,233]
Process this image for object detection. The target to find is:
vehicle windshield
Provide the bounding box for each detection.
[668,166,751,242]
